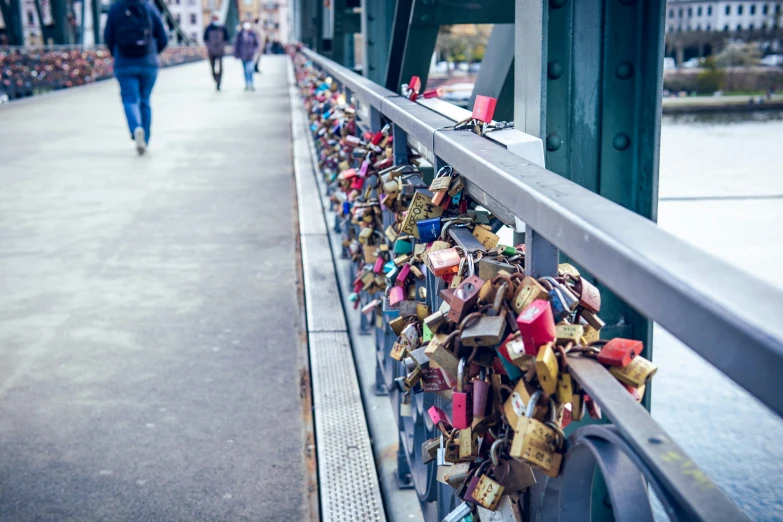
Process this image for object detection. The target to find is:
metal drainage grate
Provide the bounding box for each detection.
[300,234,348,332]
[309,331,385,522]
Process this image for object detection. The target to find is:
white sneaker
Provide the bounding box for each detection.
[134,127,146,156]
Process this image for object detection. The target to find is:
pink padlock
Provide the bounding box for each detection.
[389,286,404,306]
[350,176,364,191]
[515,299,556,356]
[452,358,472,430]
[427,405,451,430]
[373,257,384,274]
[359,160,370,177]
[395,264,411,286]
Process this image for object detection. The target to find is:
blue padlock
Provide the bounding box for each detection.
[495,348,523,381]
[548,288,571,322]
[384,260,396,274]
[342,201,351,214]
[393,239,414,255]
[417,217,442,243]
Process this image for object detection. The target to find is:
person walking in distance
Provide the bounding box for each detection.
[234,22,259,91]
[104,0,167,155]
[204,13,229,91]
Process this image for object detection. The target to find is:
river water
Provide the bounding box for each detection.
[653,111,783,521]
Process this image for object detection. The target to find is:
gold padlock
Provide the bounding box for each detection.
[535,342,559,396]
[555,324,584,345]
[557,373,573,405]
[472,474,505,511]
[472,225,500,250]
[510,392,562,472]
[609,355,657,387]
[512,277,549,314]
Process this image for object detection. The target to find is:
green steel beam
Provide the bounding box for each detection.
[469,23,514,122]
[0,0,24,45]
[92,0,101,44]
[515,0,665,413]
[33,0,57,44]
[388,0,513,92]
[50,0,72,44]
[361,0,395,84]
[324,0,360,67]
[383,0,412,90]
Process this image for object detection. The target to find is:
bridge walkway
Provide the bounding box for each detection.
[0,57,314,521]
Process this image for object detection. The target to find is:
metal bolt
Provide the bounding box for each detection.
[547,60,564,79]
[550,0,566,8]
[546,133,562,151]
[616,61,634,80]
[612,133,630,151]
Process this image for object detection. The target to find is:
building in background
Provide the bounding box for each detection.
[665,1,783,62]
[260,0,288,43]
[166,0,203,43]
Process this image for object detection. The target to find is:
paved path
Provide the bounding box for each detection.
[0,56,311,521]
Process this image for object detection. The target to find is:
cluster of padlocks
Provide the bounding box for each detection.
[0,46,206,101]
[294,54,659,522]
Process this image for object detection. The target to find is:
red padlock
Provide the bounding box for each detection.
[471,95,497,123]
[447,275,484,324]
[452,358,473,430]
[407,76,422,100]
[350,176,364,191]
[422,88,439,99]
[472,373,490,419]
[596,338,643,367]
[371,130,384,145]
[515,299,557,356]
[584,394,602,419]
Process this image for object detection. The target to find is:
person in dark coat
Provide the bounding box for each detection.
[104,0,168,155]
[234,22,259,91]
[203,13,229,91]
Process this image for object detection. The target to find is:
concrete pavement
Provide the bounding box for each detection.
[0,56,312,521]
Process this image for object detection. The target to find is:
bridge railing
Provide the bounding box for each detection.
[0,45,205,101]
[298,47,782,522]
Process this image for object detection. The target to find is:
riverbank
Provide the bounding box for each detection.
[662,94,783,114]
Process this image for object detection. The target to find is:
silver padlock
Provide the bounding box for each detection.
[442,501,472,522]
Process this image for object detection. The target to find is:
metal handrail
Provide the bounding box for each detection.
[299,46,783,417]
[297,47,778,520]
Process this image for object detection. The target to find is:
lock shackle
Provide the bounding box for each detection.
[490,437,510,468]
[435,165,454,178]
[490,283,508,314]
[525,390,544,418]
[458,311,485,335]
[491,273,515,290]
[498,384,514,403]
[555,343,569,370]
[444,330,460,349]
[537,277,555,291]
[457,357,468,392]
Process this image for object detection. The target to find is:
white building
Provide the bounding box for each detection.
[666,1,782,33]
[165,0,203,43]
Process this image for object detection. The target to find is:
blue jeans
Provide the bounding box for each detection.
[242,60,254,87]
[114,66,158,143]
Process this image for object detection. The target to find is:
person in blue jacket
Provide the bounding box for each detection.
[104,0,168,155]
